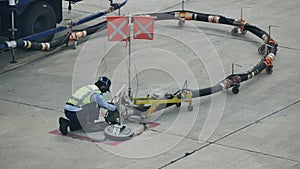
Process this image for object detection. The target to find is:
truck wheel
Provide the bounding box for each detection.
[21,1,56,42]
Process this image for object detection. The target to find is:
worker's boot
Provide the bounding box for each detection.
[59,117,70,135]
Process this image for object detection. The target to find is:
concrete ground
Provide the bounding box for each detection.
[0,0,300,169]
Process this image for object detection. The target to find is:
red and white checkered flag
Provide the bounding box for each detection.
[133,16,155,40]
[107,16,129,41]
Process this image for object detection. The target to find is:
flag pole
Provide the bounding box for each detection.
[128,14,132,98]
[107,15,155,98]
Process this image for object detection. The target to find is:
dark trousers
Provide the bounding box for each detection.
[64,109,82,131]
[64,103,100,131]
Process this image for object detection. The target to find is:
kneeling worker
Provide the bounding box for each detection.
[59,76,116,135]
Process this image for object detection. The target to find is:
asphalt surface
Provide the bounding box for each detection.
[0,0,300,169]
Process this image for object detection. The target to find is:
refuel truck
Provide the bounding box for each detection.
[0,0,80,42]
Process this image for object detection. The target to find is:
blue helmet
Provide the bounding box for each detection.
[95,76,111,93]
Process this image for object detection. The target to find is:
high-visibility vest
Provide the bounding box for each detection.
[67,85,101,107]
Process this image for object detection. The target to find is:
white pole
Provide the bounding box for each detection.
[9,0,17,63]
[128,14,132,97]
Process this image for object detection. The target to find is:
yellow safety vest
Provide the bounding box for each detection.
[67,85,101,107]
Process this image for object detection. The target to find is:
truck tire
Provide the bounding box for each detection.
[21,1,56,42]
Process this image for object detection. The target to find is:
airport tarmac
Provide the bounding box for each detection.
[0,0,299,169]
